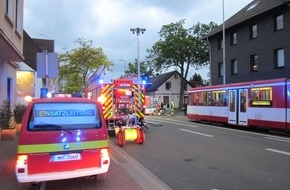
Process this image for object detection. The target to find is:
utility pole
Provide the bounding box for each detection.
[222,0,226,84]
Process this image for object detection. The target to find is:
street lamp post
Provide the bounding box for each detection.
[130,27,146,109]
[119,59,126,74]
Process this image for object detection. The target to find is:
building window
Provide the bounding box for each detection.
[250,24,257,39]
[218,62,224,77]
[275,48,284,68]
[15,0,21,32]
[275,14,284,31]
[218,38,223,49]
[174,73,178,79]
[250,54,258,72]
[7,78,12,102]
[5,0,13,19]
[5,0,9,14]
[165,82,171,91]
[231,59,238,75]
[231,32,237,45]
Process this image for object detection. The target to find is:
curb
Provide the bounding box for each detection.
[110,141,173,190]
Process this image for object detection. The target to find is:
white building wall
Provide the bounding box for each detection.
[154,74,191,108]
[0,59,16,107]
[0,0,24,109]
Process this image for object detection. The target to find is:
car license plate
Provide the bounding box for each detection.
[51,153,81,162]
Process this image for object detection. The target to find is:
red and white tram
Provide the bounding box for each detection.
[187,78,290,131]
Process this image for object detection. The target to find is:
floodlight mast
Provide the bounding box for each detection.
[130,27,146,110]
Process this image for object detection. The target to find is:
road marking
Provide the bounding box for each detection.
[147,121,161,125]
[265,137,290,143]
[147,117,290,140]
[147,118,199,128]
[110,155,120,164]
[266,148,290,156]
[179,128,213,137]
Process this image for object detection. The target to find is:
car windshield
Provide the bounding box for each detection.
[28,102,101,131]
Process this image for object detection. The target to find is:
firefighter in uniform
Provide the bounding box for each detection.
[170,100,175,116]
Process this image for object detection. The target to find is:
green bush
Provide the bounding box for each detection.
[14,103,27,124]
[0,100,13,129]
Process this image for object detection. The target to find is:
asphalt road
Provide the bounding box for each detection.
[114,115,290,190]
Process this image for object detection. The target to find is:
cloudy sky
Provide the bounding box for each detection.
[24,0,252,80]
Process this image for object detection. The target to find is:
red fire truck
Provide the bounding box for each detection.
[84,76,146,135]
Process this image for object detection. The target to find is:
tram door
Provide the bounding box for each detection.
[238,89,248,126]
[228,90,237,125]
[228,89,248,126]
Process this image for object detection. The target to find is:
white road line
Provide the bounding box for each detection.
[147,118,290,140]
[265,137,290,143]
[179,128,213,137]
[147,119,199,128]
[146,121,161,125]
[110,154,119,164]
[265,148,290,156]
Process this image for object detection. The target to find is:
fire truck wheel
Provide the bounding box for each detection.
[117,131,124,146]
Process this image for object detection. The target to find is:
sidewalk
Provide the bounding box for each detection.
[0,135,18,190]
[0,134,172,190]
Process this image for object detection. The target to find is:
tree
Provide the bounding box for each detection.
[146,20,217,108]
[189,73,204,87]
[190,73,203,82]
[58,38,113,93]
[126,59,154,76]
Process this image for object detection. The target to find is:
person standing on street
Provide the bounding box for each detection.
[170,100,175,116]
[183,102,187,115]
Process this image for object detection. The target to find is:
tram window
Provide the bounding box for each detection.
[207,92,212,106]
[240,90,247,112]
[250,87,272,106]
[198,92,205,106]
[212,91,218,105]
[212,90,226,106]
[191,93,197,105]
[220,91,226,106]
[229,91,236,112]
[204,92,207,105]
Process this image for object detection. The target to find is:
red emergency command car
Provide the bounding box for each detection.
[16,97,110,184]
